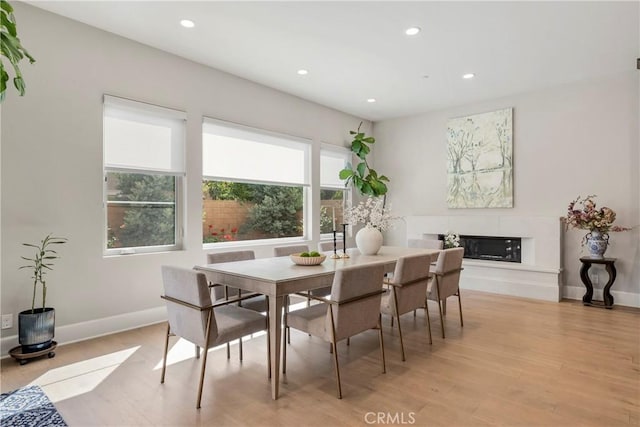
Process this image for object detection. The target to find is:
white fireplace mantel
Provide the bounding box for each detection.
[405,215,563,301]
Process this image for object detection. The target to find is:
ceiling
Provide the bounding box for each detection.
[28,1,639,121]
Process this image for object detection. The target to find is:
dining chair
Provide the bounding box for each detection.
[427,247,464,339]
[206,251,267,360]
[407,238,444,250]
[380,253,434,361]
[282,263,387,399]
[160,266,269,409]
[273,245,309,257]
[273,245,310,343]
[318,240,344,252]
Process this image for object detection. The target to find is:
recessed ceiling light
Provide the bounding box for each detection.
[297,69,308,75]
[405,27,421,36]
[180,19,195,28]
[422,75,430,79]
[367,98,376,103]
[462,73,475,79]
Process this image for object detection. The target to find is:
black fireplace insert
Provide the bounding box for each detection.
[438,234,522,263]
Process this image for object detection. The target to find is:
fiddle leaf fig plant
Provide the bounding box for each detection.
[1,0,36,101]
[19,234,67,313]
[339,122,390,196]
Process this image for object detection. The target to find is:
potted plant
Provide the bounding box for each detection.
[339,122,390,197]
[564,195,631,258]
[18,234,67,353]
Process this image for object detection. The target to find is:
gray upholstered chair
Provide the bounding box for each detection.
[380,253,434,361]
[206,251,267,360]
[160,266,269,409]
[283,263,387,399]
[273,245,309,257]
[318,240,344,253]
[407,238,444,250]
[427,247,464,339]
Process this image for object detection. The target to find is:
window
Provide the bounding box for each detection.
[202,119,310,244]
[103,96,185,254]
[320,145,350,234]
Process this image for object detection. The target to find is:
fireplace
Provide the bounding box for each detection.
[438,234,522,263]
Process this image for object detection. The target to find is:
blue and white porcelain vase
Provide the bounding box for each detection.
[586,230,609,259]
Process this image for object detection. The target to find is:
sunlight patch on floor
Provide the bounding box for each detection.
[29,346,140,403]
[152,331,268,371]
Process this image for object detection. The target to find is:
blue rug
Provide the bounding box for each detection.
[0,385,67,427]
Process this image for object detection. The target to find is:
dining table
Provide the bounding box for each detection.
[194,245,440,400]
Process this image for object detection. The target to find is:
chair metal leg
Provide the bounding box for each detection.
[436,279,446,339]
[329,306,342,399]
[226,342,230,359]
[378,314,386,374]
[392,287,406,361]
[442,299,447,316]
[160,323,170,384]
[346,337,350,346]
[196,311,213,409]
[424,299,433,345]
[195,345,200,359]
[457,290,464,327]
[239,338,243,361]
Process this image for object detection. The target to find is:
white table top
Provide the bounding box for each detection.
[196,246,439,284]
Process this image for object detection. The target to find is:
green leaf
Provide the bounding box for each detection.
[357,144,370,159]
[349,130,356,135]
[363,136,375,144]
[361,182,373,195]
[352,140,362,155]
[369,169,378,179]
[1,1,14,14]
[379,175,390,182]
[339,169,354,179]
[1,12,16,37]
[13,76,24,95]
[356,162,366,178]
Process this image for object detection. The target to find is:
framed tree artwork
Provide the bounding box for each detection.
[446,108,513,208]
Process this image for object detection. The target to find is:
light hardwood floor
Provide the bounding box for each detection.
[2,290,639,426]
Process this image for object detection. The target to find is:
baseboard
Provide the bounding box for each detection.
[562,286,640,308]
[1,306,167,358]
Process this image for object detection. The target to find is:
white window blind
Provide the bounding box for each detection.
[104,95,186,174]
[321,144,350,189]
[202,119,310,186]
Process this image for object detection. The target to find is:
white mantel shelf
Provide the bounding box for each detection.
[406,215,563,302]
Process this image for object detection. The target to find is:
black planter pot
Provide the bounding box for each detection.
[18,307,55,353]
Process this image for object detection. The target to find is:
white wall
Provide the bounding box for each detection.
[374,72,640,302]
[0,4,368,352]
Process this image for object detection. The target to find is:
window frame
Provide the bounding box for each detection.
[202,118,311,247]
[319,144,351,239]
[103,96,186,256]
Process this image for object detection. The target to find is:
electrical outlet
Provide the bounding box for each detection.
[1,314,13,329]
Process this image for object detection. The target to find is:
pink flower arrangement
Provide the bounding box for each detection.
[565,195,630,234]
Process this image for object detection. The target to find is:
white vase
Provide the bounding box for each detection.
[355,227,383,255]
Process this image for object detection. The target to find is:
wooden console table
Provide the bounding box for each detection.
[579,257,617,309]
